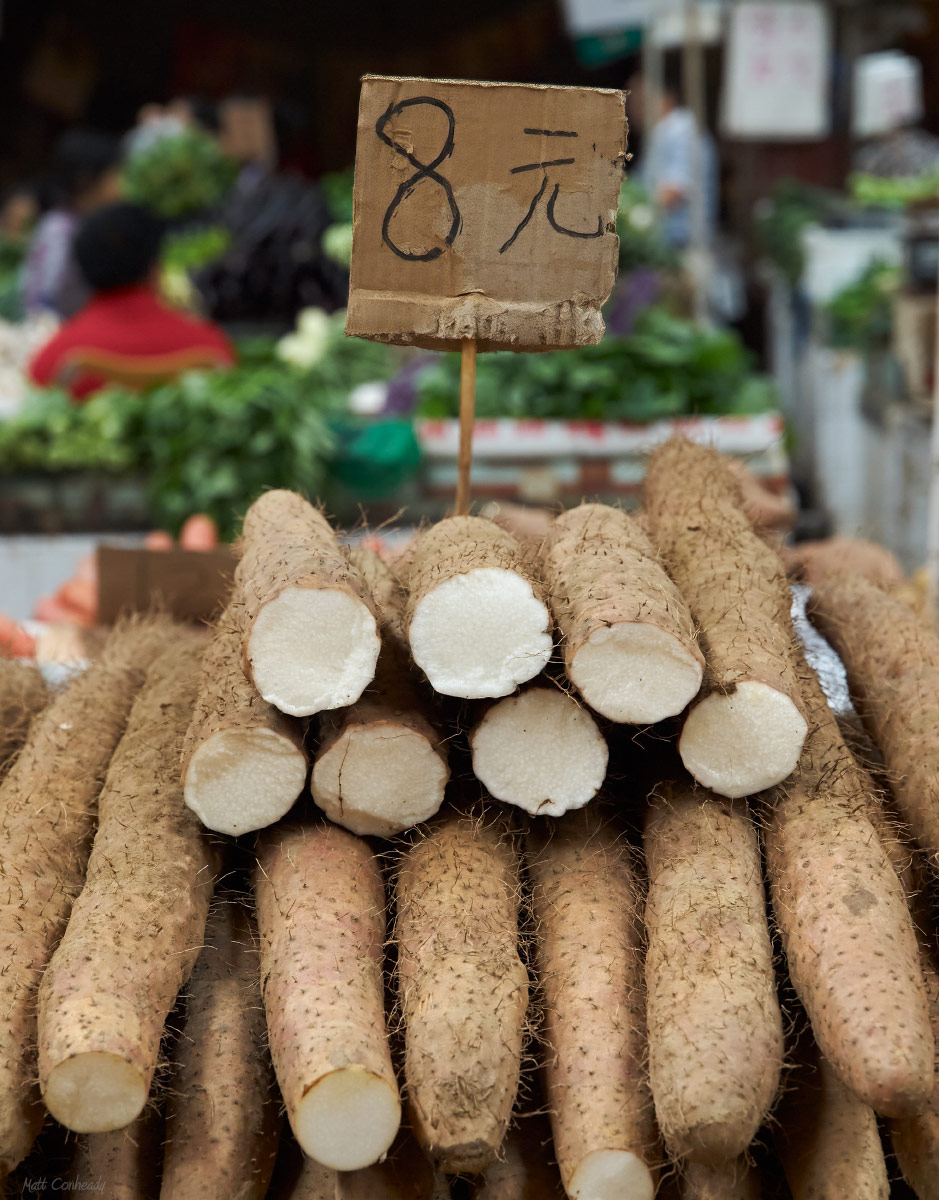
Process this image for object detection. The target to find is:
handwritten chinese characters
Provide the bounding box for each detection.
[346,76,627,352]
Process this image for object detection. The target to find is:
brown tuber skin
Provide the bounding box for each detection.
[0,618,172,1177]
[312,548,449,837]
[645,437,807,798]
[888,937,939,1197]
[37,636,217,1136]
[643,783,783,1164]
[679,1158,763,1200]
[395,813,529,1174]
[472,1117,566,1199]
[810,571,939,868]
[254,823,400,1172]
[182,589,308,835]
[776,1046,889,1200]
[527,809,656,1198]
[161,899,281,1199]
[539,502,704,723]
[73,1110,163,1200]
[764,655,934,1117]
[0,661,46,778]
[239,490,381,717]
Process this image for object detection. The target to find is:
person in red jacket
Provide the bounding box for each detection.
[29,202,234,400]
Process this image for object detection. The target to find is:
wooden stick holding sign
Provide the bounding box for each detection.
[456,339,477,514]
[345,75,627,512]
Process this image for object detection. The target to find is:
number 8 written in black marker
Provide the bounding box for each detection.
[375,96,462,262]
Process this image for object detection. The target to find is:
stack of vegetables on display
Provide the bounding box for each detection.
[2,434,938,1197]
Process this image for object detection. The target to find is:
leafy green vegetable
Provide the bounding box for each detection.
[122,129,238,220]
[321,168,355,224]
[823,259,900,350]
[161,226,230,273]
[616,179,678,271]
[850,171,939,209]
[415,307,777,422]
[0,315,397,539]
[754,180,836,286]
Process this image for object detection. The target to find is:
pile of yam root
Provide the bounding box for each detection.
[3,435,939,1199]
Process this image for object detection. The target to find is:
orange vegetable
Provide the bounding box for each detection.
[179,514,219,552]
[144,530,175,552]
[0,615,36,659]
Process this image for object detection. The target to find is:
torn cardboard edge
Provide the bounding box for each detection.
[346,292,608,353]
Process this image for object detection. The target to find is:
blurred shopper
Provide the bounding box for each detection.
[29,203,234,400]
[22,130,122,318]
[628,62,717,251]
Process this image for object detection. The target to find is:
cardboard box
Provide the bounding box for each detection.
[97,546,237,625]
[346,75,627,352]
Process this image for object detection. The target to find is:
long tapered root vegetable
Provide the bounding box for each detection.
[765,657,934,1117]
[73,1110,163,1200]
[679,1159,762,1200]
[470,685,608,817]
[240,490,381,717]
[37,637,216,1135]
[396,813,529,1173]
[643,784,782,1163]
[889,945,939,1198]
[527,810,655,1200]
[776,1050,888,1200]
[473,1118,566,1199]
[254,823,400,1171]
[283,1131,447,1200]
[0,618,172,1177]
[810,572,939,867]
[312,549,449,837]
[406,517,552,699]
[182,592,308,835]
[0,661,46,776]
[645,438,807,797]
[161,900,280,1199]
[540,503,704,723]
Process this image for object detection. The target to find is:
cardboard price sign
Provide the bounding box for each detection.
[346,75,627,352]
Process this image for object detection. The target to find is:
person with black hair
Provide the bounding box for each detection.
[22,129,122,318]
[29,203,234,400]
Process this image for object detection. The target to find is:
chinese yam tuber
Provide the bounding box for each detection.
[764,657,934,1116]
[644,783,782,1163]
[645,438,807,797]
[527,809,655,1200]
[0,618,170,1176]
[254,823,400,1171]
[37,637,216,1135]
[811,571,939,867]
[470,684,608,817]
[395,813,528,1173]
[540,503,703,723]
[161,899,281,1199]
[182,593,308,835]
[312,549,448,836]
[0,661,46,778]
[406,517,552,699]
[240,490,380,717]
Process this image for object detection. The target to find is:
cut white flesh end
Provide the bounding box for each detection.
[470,688,608,817]
[409,568,552,699]
[248,587,380,717]
[312,724,448,837]
[184,727,308,835]
[679,679,808,799]
[569,1149,655,1200]
[294,1066,401,1171]
[43,1053,147,1134]
[570,623,704,724]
